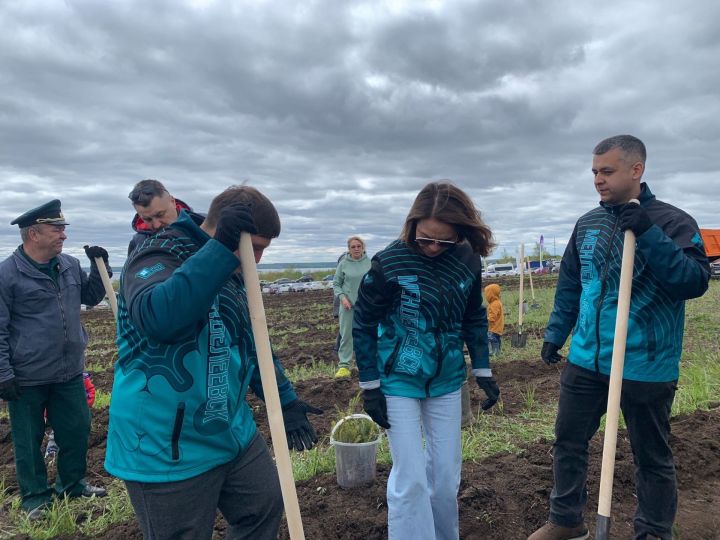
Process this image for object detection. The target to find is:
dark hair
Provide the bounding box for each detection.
[400,181,495,257]
[593,135,646,164]
[128,179,168,206]
[205,185,281,239]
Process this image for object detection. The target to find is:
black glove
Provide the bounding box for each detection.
[363,388,390,429]
[0,378,21,401]
[619,202,652,237]
[475,376,500,410]
[84,245,109,264]
[282,399,323,452]
[213,203,258,251]
[541,341,563,365]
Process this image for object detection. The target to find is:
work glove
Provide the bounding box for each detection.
[0,377,21,401]
[619,202,652,237]
[213,203,258,252]
[541,341,563,365]
[362,388,390,429]
[282,399,323,452]
[475,376,500,410]
[84,245,112,276]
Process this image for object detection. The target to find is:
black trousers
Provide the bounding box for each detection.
[125,433,283,540]
[550,363,677,540]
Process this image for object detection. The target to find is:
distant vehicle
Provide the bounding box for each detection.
[274,283,292,294]
[295,275,314,283]
[272,278,292,285]
[710,260,720,279]
[304,281,326,291]
[289,282,309,292]
[322,274,335,282]
[486,263,515,276]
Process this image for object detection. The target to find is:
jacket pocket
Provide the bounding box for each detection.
[171,402,186,461]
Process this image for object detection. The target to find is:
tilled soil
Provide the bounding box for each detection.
[1,290,718,539]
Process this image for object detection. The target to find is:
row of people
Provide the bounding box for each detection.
[0,133,711,540]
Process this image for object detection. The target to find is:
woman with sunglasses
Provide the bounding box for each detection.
[353,181,499,540]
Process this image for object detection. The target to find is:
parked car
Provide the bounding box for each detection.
[295,275,314,283]
[304,281,326,291]
[710,260,720,279]
[274,283,292,294]
[289,282,309,292]
[272,278,292,285]
[322,274,335,282]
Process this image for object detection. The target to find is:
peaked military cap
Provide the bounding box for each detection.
[10,199,70,228]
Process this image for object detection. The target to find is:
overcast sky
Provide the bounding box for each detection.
[1,0,718,267]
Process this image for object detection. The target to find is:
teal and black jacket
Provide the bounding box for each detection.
[105,212,297,482]
[545,183,710,382]
[353,240,489,399]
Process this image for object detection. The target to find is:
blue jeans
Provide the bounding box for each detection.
[487,332,501,356]
[550,363,677,540]
[385,389,462,540]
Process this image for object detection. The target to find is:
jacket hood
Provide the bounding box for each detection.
[131,198,193,233]
[344,252,368,263]
[484,283,501,303]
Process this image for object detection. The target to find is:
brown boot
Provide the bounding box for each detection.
[528,521,589,540]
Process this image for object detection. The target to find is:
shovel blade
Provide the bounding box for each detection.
[595,514,611,540]
[510,332,527,348]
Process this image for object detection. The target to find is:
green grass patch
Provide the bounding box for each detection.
[285,360,336,382]
[93,389,112,409]
[2,479,134,539]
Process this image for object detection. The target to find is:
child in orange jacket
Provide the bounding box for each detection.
[484,284,505,356]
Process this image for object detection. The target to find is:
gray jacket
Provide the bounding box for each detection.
[0,249,106,385]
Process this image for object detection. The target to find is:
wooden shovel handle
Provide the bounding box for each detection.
[518,244,525,329]
[94,257,117,319]
[239,233,305,540]
[596,198,640,535]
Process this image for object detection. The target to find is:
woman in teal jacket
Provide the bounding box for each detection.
[332,236,371,378]
[353,181,499,540]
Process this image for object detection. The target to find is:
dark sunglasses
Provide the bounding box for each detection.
[415,236,458,248]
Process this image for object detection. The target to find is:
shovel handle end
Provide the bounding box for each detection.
[595,514,611,540]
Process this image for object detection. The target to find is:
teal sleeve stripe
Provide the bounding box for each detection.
[133,240,240,342]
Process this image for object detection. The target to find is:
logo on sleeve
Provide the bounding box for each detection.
[136,263,165,280]
[691,232,704,248]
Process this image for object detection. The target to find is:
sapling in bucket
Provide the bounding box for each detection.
[330,399,382,489]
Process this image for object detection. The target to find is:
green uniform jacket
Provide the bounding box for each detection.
[0,250,105,384]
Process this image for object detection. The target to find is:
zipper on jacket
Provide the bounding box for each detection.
[594,213,621,373]
[425,330,444,396]
[52,279,70,381]
[425,265,446,396]
[171,402,186,461]
[384,340,402,375]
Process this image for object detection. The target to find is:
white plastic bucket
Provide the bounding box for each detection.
[330,413,382,489]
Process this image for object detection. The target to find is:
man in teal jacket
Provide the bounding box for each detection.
[105,185,322,540]
[529,135,710,540]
